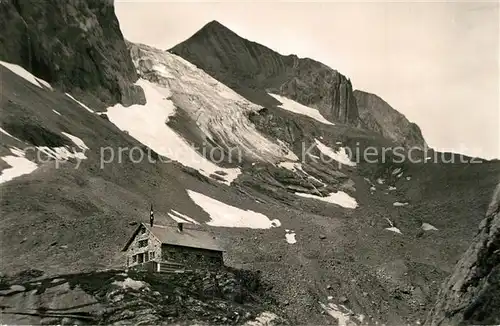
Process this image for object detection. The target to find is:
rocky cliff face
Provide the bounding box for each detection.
[0,0,144,107]
[170,20,359,126]
[354,90,427,149]
[425,182,500,325]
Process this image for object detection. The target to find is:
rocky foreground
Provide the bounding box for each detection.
[0,267,285,325]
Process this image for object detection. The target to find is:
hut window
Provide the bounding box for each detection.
[132,255,137,263]
[138,239,148,248]
[150,251,155,259]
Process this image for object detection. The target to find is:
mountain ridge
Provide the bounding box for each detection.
[170,20,427,149]
[354,89,428,149]
[170,20,360,127]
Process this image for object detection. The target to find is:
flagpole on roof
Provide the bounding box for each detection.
[150,203,154,227]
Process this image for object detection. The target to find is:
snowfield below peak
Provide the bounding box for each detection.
[315,139,356,167]
[295,191,358,209]
[187,190,281,229]
[106,79,241,185]
[269,93,334,125]
[128,43,293,164]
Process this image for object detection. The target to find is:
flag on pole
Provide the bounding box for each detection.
[150,204,154,227]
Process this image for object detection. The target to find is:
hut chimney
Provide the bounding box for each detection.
[177,222,183,232]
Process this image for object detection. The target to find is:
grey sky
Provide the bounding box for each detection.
[115,1,499,159]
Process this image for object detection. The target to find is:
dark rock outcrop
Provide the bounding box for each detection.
[0,268,284,325]
[0,0,145,107]
[425,182,500,325]
[170,20,359,126]
[354,90,427,149]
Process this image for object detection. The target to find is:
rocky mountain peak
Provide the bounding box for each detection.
[170,21,360,126]
[170,20,428,148]
[200,20,231,33]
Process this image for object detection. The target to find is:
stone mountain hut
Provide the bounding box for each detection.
[122,221,225,272]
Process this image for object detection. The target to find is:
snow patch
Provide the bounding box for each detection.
[244,312,279,326]
[385,227,402,234]
[308,174,326,186]
[320,301,364,326]
[131,46,290,164]
[187,190,281,229]
[112,278,148,290]
[106,80,241,185]
[392,168,402,175]
[9,147,25,157]
[0,285,26,295]
[168,209,200,225]
[37,146,87,161]
[0,128,23,143]
[152,64,175,78]
[285,230,297,244]
[370,186,376,192]
[421,223,438,231]
[269,93,334,125]
[66,93,95,113]
[62,132,89,150]
[295,191,358,209]
[388,186,397,191]
[34,131,90,162]
[393,202,409,207]
[315,139,356,167]
[0,61,52,89]
[384,218,402,234]
[376,178,384,185]
[406,176,412,181]
[278,161,302,172]
[276,139,299,161]
[51,278,65,284]
[52,109,62,116]
[0,147,38,184]
[278,159,326,187]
